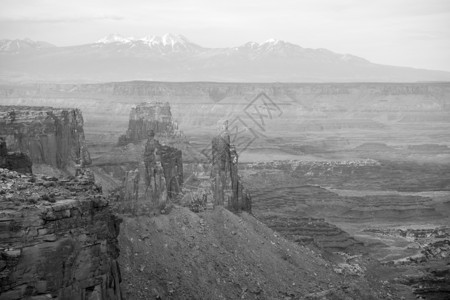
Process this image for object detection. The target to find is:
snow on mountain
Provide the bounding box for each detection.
[1,34,367,62]
[139,34,189,46]
[96,34,134,44]
[1,34,448,82]
[95,33,202,53]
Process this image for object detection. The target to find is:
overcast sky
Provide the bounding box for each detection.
[1,0,449,71]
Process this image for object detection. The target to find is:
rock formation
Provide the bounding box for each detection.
[144,133,183,199]
[116,132,183,214]
[0,167,122,300]
[210,123,251,213]
[0,137,32,174]
[117,102,177,146]
[0,106,91,170]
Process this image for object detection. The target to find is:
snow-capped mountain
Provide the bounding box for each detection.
[96,34,134,44]
[0,38,55,53]
[94,33,202,53]
[0,34,449,83]
[233,39,369,63]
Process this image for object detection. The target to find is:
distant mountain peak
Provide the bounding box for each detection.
[2,34,448,82]
[0,38,55,53]
[139,33,191,46]
[95,33,201,53]
[96,34,134,44]
[263,38,282,44]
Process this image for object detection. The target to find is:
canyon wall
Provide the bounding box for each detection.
[0,168,122,300]
[0,106,91,170]
[1,82,449,137]
[0,138,32,174]
[117,102,177,145]
[2,82,450,165]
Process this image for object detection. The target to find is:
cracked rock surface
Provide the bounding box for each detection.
[0,168,122,300]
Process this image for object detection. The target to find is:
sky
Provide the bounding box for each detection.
[1,0,449,71]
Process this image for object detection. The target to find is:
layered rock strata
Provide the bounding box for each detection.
[0,168,122,300]
[0,106,91,170]
[0,138,32,174]
[117,102,177,145]
[249,186,365,252]
[117,133,183,214]
[261,215,363,252]
[211,128,251,213]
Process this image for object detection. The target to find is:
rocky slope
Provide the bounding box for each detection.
[0,106,91,172]
[118,205,404,299]
[0,168,122,300]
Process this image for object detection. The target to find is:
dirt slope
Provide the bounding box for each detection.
[118,206,404,299]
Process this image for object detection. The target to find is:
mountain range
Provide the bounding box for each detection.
[1,33,449,83]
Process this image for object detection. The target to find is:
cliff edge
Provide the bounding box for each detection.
[0,168,122,300]
[0,106,91,172]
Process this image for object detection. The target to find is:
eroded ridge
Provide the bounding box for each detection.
[0,168,122,300]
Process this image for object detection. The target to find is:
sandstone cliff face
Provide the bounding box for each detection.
[116,135,183,214]
[211,129,251,213]
[0,168,122,300]
[117,102,177,145]
[0,138,32,174]
[0,106,91,170]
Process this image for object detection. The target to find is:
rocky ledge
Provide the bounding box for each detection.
[0,106,91,170]
[0,168,122,300]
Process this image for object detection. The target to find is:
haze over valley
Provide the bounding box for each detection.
[1,1,450,299]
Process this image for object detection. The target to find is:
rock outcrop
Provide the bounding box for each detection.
[0,106,91,170]
[0,137,32,174]
[117,102,177,146]
[0,168,122,300]
[116,132,183,214]
[210,124,251,213]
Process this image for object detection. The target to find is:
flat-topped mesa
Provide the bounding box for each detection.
[117,102,178,146]
[0,168,122,300]
[0,137,32,174]
[211,123,251,213]
[0,106,91,171]
[118,132,183,214]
